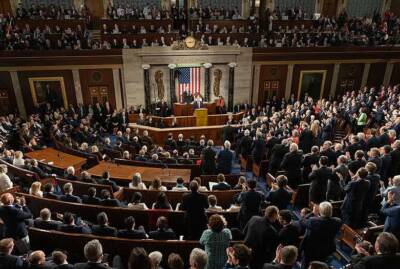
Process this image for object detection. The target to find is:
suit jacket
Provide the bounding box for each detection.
[222,125,235,143]
[252,138,266,165]
[244,216,279,267]
[74,262,115,269]
[117,227,147,239]
[381,204,400,236]
[217,149,233,174]
[91,225,117,237]
[201,147,216,174]
[34,218,62,231]
[279,223,300,247]
[269,144,288,173]
[280,151,303,186]
[82,196,102,205]
[238,136,253,158]
[380,154,392,182]
[299,128,314,153]
[101,199,123,207]
[0,253,27,269]
[300,216,342,261]
[238,190,265,229]
[181,191,208,239]
[43,192,60,200]
[348,159,367,175]
[352,254,400,269]
[212,182,232,191]
[341,178,370,228]
[58,224,91,234]
[0,205,32,239]
[390,148,400,177]
[97,179,120,192]
[262,263,293,269]
[302,153,320,182]
[59,194,82,204]
[309,166,333,204]
[266,188,292,210]
[149,228,176,240]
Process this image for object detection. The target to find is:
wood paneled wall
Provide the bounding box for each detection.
[0,72,18,115]
[258,65,288,105]
[79,69,116,108]
[367,63,387,87]
[390,62,400,86]
[17,70,76,114]
[292,64,334,99]
[0,0,11,14]
[336,63,364,97]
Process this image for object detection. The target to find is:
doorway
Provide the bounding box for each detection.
[89,86,109,105]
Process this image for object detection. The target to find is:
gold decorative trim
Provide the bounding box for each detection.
[297,70,327,100]
[28,77,68,108]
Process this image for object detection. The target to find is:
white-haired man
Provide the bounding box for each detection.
[300,201,342,269]
[217,140,234,174]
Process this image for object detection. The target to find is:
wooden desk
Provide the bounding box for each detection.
[173,102,216,116]
[128,112,244,128]
[87,161,191,186]
[130,123,240,145]
[25,148,87,172]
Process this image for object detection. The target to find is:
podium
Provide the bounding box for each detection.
[194,108,208,126]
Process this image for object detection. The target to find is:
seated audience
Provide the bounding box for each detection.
[59,183,82,203]
[91,212,117,237]
[172,177,188,191]
[129,172,147,190]
[149,216,176,240]
[152,192,173,210]
[33,208,62,230]
[212,174,232,191]
[59,212,91,234]
[117,216,148,239]
[207,195,223,212]
[127,192,148,210]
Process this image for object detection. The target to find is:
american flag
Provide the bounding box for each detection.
[177,67,201,102]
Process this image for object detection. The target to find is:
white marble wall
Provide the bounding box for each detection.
[122,46,253,107]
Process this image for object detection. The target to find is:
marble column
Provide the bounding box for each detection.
[112,68,122,109]
[259,0,267,30]
[10,71,26,118]
[329,63,340,98]
[315,0,324,14]
[361,63,371,88]
[285,64,294,100]
[142,64,151,109]
[168,64,177,108]
[72,69,83,105]
[203,63,212,102]
[228,63,237,112]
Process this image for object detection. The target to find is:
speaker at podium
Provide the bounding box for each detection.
[194,108,208,126]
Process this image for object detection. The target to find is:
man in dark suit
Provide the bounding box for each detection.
[0,238,28,269]
[252,132,267,166]
[280,143,303,188]
[299,202,342,269]
[33,208,62,231]
[366,129,381,150]
[65,166,79,181]
[74,239,115,269]
[42,183,60,200]
[352,232,400,269]
[149,216,176,240]
[244,206,280,269]
[266,175,292,210]
[201,140,217,175]
[238,129,253,159]
[348,150,367,175]
[192,96,203,109]
[302,146,320,183]
[117,216,148,239]
[97,172,120,193]
[222,122,235,143]
[181,181,209,240]
[164,133,177,151]
[59,183,82,203]
[380,145,392,184]
[381,191,400,239]
[217,141,234,174]
[277,210,300,247]
[341,167,370,229]
[299,123,314,154]
[0,194,32,241]
[82,187,102,205]
[268,139,289,175]
[212,174,232,191]
[30,159,50,178]
[238,179,266,229]
[262,245,298,269]
[309,156,333,204]
[91,212,117,237]
[100,190,123,207]
[58,212,91,234]
[390,141,400,179]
